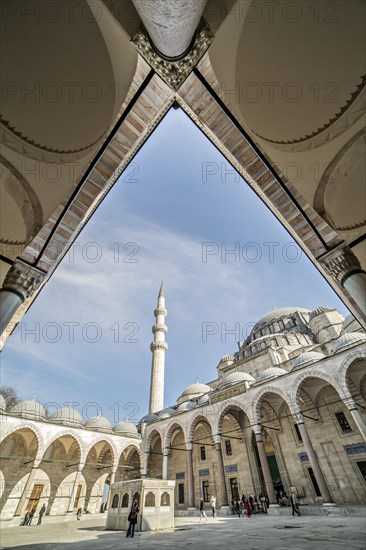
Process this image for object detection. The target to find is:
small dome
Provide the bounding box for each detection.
[157,407,176,419]
[0,394,6,411]
[85,415,112,431]
[219,354,235,365]
[294,351,326,369]
[113,421,139,436]
[181,383,212,397]
[138,414,158,425]
[258,367,288,381]
[333,332,366,354]
[48,407,83,426]
[177,400,196,412]
[198,393,210,405]
[309,306,333,320]
[221,372,256,387]
[342,313,362,333]
[11,399,46,420]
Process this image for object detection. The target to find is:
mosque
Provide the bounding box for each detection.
[0,0,365,524]
[1,285,365,522]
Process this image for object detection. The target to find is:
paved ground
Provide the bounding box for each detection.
[1,514,365,550]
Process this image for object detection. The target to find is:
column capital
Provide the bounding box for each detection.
[252,424,262,436]
[319,244,362,284]
[185,441,193,452]
[2,259,45,300]
[292,411,304,425]
[343,397,358,411]
[213,435,222,445]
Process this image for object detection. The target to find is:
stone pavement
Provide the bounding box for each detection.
[1,514,365,550]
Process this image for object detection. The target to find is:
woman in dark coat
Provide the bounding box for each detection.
[126,499,139,538]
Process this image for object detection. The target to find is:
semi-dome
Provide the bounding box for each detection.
[333,332,366,354]
[138,414,158,425]
[221,372,256,387]
[258,366,288,381]
[342,313,362,333]
[85,415,112,431]
[177,400,196,412]
[157,407,176,419]
[0,394,6,411]
[294,351,326,369]
[48,407,83,426]
[309,306,333,320]
[11,399,46,420]
[113,420,139,437]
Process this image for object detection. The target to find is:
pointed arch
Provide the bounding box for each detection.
[290,370,343,408]
[251,386,294,424]
[0,423,43,458]
[338,348,366,398]
[144,428,164,453]
[214,400,251,436]
[42,431,84,464]
[163,420,186,450]
[84,436,117,466]
[188,413,214,442]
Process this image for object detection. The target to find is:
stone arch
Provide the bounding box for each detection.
[252,386,294,425]
[84,436,117,467]
[0,423,43,458]
[188,413,214,443]
[339,349,366,399]
[163,420,186,450]
[144,428,164,453]
[119,443,143,466]
[42,431,84,464]
[214,400,251,436]
[290,370,344,407]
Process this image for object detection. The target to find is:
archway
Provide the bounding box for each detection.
[117,445,141,482]
[83,440,114,514]
[146,430,163,479]
[189,416,215,507]
[165,423,186,508]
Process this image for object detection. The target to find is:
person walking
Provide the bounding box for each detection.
[199,498,208,522]
[37,503,46,525]
[210,495,216,518]
[76,507,82,520]
[243,496,251,518]
[28,508,36,525]
[235,500,241,517]
[126,499,139,537]
[21,511,30,526]
[290,490,301,516]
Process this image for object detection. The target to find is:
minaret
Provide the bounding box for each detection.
[149,282,168,414]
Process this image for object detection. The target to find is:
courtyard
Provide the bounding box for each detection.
[1,514,365,550]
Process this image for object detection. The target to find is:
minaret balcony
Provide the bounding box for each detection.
[150,341,168,352]
[152,323,168,334]
[154,307,167,317]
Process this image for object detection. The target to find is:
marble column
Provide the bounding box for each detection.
[320,244,366,318]
[213,436,229,507]
[295,416,335,506]
[14,459,41,516]
[105,468,117,511]
[343,398,366,441]
[162,451,169,480]
[1,259,45,335]
[186,443,195,509]
[253,426,278,505]
[67,464,84,513]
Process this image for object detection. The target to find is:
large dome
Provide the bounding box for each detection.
[258,367,288,381]
[84,416,112,432]
[177,382,212,404]
[294,351,326,369]
[11,399,46,420]
[48,407,83,426]
[221,372,256,387]
[113,421,139,437]
[333,332,366,354]
[253,307,310,330]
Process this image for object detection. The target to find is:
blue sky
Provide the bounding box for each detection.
[1,108,349,425]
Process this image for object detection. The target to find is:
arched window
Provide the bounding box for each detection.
[145,492,155,506]
[111,494,119,508]
[160,492,170,506]
[133,492,140,504]
[121,493,129,508]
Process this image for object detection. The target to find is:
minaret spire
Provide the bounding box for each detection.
[149,284,168,414]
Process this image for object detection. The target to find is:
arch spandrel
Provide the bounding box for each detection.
[338,348,366,398]
[42,430,85,464]
[0,423,43,457]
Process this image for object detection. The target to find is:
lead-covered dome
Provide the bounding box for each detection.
[11,399,46,420]
[177,400,196,412]
[309,306,333,320]
[85,415,112,432]
[221,372,256,387]
[177,382,212,404]
[158,407,176,419]
[258,367,288,381]
[294,351,326,369]
[333,332,366,354]
[138,414,158,425]
[342,314,362,334]
[113,420,139,437]
[253,307,310,331]
[48,407,83,426]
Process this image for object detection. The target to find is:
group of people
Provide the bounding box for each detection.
[231,495,257,517]
[21,503,46,526]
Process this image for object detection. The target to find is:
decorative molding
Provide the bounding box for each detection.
[319,244,362,284]
[132,20,213,90]
[253,75,366,147]
[210,383,247,404]
[2,258,45,300]
[150,341,168,352]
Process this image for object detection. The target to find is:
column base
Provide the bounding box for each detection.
[322,502,337,507]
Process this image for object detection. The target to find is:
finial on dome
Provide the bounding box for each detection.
[159,281,164,297]
[196,377,199,384]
